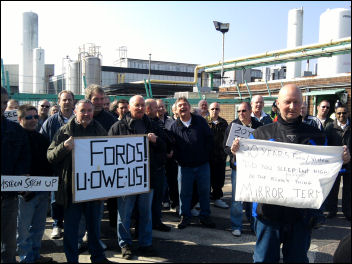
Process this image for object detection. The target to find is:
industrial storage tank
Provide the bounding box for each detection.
[19,12,38,93]
[317,8,351,76]
[33,48,45,94]
[81,56,101,94]
[286,7,303,79]
[66,61,81,95]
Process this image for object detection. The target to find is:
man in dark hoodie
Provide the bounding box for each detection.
[230,84,350,262]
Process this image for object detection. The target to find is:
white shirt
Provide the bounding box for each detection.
[181,117,192,128]
[337,119,349,130]
[251,110,267,122]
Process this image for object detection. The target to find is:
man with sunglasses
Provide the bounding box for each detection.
[224,101,262,237]
[36,99,51,132]
[16,104,53,263]
[206,102,229,209]
[316,100,334,129]
[324,104,351,221]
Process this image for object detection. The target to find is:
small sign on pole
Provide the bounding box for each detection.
[225,123,254,147]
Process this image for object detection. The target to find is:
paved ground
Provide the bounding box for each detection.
[29,168,351,263]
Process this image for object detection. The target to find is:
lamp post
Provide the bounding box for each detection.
[148,53,152,82]
[213,21,230,85]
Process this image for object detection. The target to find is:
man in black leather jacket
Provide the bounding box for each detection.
[230,84,351,263]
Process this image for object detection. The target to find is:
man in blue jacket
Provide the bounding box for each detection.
[170,97,215,229]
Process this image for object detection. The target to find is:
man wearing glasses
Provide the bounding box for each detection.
[316,100,334,129]
[224,101,262,237]
[206,102,229,209]
[37,99,51,131]
[324,104,351,221]
[16,104,53,263]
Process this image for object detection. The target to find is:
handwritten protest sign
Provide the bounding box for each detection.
[73,135,150,203]
[4,110,19,123]
[225,123,254,147]
[235,138,343,209]
[1,176,58,191]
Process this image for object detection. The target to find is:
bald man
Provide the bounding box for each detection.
[230,84,351,262]
[250,95,272,125]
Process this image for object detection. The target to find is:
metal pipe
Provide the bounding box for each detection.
[133,37,350,86]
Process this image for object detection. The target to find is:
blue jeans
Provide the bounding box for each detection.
[253,216,311,263]
[78,202,104,244]
[178,162,211,219]
[152,167,166,226]
[63,201,105,263]
[117,191,154,248]
[231,169,243,231]
[17,192,49,262]
[51,191,64,229]
[1,196,18,263]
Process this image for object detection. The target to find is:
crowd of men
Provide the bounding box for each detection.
[1,83,351,263]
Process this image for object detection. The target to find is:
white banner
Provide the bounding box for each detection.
[225,123,254,147]
[1,176,58,191]
[235,138,343,209]
[73,135,150,203]
[4,110,19,123]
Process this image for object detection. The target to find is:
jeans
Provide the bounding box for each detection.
[78,202,104,245]
[178,162,211,219]
[231,169,243,231]
[117,191,154,248]
[51,191,64,229]
[63,200,105,263]
[152,167,166,226]
[253,216,311,263]
[1,196,18,263]
[17,192,49,262]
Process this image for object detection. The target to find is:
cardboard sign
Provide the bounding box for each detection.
[1,176,58,191]
[73,135,150,203]
[235,138,343,209]
[225,123,254,147]
[4,110,19,123]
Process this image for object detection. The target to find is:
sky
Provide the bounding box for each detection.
[1,1,350,75]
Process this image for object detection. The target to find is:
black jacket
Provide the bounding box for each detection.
[325,119,351,175]
[108,112,166,189]
[1,117,31,198]
[206,116,228,161]
[252,114,326,225]
[94,110,118,132]
[224,117,263,170]
[170,113,213,168]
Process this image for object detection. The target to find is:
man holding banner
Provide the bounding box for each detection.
[230,84,351,263]
[224,101,262,237]
[47,100,112,263]
[1,87,30,263]
[16,104,53,263]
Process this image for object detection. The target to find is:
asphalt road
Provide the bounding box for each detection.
[28,169,351,263]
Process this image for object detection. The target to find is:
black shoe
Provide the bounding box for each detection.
[35,256,55,263]
[78,243,88,254]
[138,245,157,256]
[121,245,133,260]
[200,217,216,228]
[153,223,171,232]
[177,216,191,229]
[327,212,337,219]
[98,258,116,263]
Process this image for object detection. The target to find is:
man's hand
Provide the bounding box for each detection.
[147,133,157,143]
[64,136,74,151]
[231,137,240,155]
[342,145,351,165]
